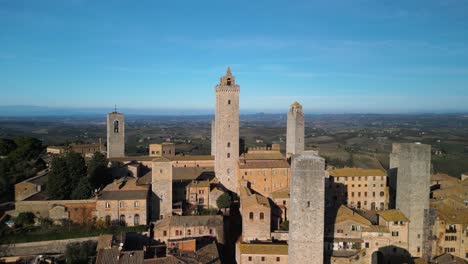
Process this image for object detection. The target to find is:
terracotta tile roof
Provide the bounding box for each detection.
[99,177,148,200]
[99,190,147,201]
[361,225,390,233]
[187,180,211,188]
[328,167,387,177]
[270,187,290,199]
[431,199,468,224]
[332,205,372,226]
[240,186,270,209]
[109,156,155,162]
[239,243,288,255]
[102,178,148,192]
[96,249,145,264]
[378,210,409,222]
[170,155,214,161]
[155,215,223,229]
[173,167,214,181]
[431,173,459,182]
[239,160,289,169]
[432,253,467,264]
[240,152,286,161]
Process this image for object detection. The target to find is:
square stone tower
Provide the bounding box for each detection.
[289,151,326,264]
[106,111,125,158]
[392,143,431,258]
[152,158,173,220]
[286,101,305,158]
[214,67,240,193]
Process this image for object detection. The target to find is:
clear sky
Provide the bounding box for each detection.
[1,0,468,114]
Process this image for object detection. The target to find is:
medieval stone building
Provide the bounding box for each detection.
[106,110,125,158]
[286,101,304,158]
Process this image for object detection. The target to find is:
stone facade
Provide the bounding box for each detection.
[149,143,175,158]
[237,243,288,264]
[392,143,431,258]
[153,215,224,244]
[240,182,271,242]
[289,151,326,264]
[12,199,96,223]
[106,111,125,158]
[152,158,173,219]
[286,101,304,158]
[14,170,48,202]
[326,168,389,210]
[214,67,240,193]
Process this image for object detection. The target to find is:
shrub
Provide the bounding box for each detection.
[15,212,35,227]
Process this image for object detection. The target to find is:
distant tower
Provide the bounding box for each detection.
[286,101,305,158]
[152,158,173,220]
[392,143,431,258]
[214,67,240,193]
[289,151,326,264]
[106,110,125,158]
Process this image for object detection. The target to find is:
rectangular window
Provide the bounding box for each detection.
[392,231,399,237]
[365,242,369,248]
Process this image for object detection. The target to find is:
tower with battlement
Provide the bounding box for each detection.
[286,101,304,158]
[214,67,240,193]
[152,158,173,220]
[289,151,326,264]
[106,111,125,158]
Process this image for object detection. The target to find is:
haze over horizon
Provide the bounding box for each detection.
[1,0,468,113]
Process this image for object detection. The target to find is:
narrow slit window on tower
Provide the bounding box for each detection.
[227,153,230,158]
[228,100,231,105]
[227,142,231,148]
[113,120,119,133]
[307,201,310,207]
[227,78,231,85]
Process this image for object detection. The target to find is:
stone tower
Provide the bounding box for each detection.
[152,158,173,220]
[391,143,431,258]
[211,120,216,156]
[106,111,125,158]
[286,101,305,158]
[289,151,326,264]
[214,67,240,193]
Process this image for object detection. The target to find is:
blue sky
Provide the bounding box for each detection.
[1,0,468,114]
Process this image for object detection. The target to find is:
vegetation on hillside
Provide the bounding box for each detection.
[0,137,44,202]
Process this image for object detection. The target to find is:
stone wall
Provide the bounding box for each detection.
[0,237,97,257]
[289,151,325,264]
[12,200,96,223]
[286,102,304,158]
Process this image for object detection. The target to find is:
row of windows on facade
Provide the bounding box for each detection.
[247,256,282,262]
[243,170,288,176]
[249,212,266,220]
[105,201,140,208]
[346,201,385,210]
[151,150,172,155]
[104,214,140,225]
[163,228,214,236]
[334,176,386,182]
[349,191,385,197]
[332,183,385,188]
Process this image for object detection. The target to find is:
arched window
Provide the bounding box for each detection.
[227,153,230,158]
[134,214,140,225]
[113,120,119,133]
[227,142,231,148]
[105,215,111,225]
[380,202,385,210]
[105,202,110,208]
[371,202,376,210]
[119,201,124,208]
[380,191,385,197]
[260,212,264,220]
[134,201,139,208]
[249,212,254,219]
[120,214,126,225]
[357,201,361,209]
[227,168,231,175]
[187,229,191,236]
[227,78,231,86]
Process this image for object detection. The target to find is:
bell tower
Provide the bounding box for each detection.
[106,109,125,158]
[214,67,240,193]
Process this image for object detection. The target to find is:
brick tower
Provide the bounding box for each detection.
[214,67,240,193]
[286,101,305,158]
[106,110,125,158]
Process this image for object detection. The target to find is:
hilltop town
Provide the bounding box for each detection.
[1,68,468,264]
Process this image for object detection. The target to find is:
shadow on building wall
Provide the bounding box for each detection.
[372,245,413,264]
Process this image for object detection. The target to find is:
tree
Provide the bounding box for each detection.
[0,138,16,156]
[47,156,72,199]
[87,152,112,190]
[16,212,35,226]
[71,177,93,199]
[280,220,289,231]
[65,241,97,264]
[216,193,232,212]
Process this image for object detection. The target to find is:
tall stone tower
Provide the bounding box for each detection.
[152,158,173,220]
[106,111,125,158]
[391,143,431,258]
[214,67,240,193]
[289,151,326,264]
[286,101,305,158]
